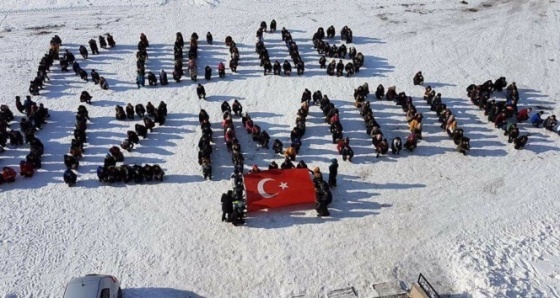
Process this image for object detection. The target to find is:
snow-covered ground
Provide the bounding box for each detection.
[1,0,559,297]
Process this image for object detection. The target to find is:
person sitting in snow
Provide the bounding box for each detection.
[413,71,424,85]
[530,111,545,127]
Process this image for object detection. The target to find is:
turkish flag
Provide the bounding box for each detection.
[244,168,316,212]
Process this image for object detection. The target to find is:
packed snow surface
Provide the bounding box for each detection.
[0,0,559,297]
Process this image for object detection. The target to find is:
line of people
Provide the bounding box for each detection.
[74,35,112,89]
[357,84,419,156]
[186,32,201,81]
[221,170,246,226]
[239,110,273,151]
[29,35,61,95]
[198,109,214,180]
[62,105,91,186]
[421,86,471,155]
[466,79,529,150]
[97,162,164,184]
[97,102,167,184]
[78,33,115,59]
[312,26,363,77]
[0,97,48,184]
[224,35,240,73]
[136,33,153,87]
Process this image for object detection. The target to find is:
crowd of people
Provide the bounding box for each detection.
[419,82,471,155]
[0,96,47,184]
[28,35,60,95]
[197,109,214,180]
[466,78,537,150]
[72,34,113,90]
[254,21,304,77]
[312,25,364,77]
[1,34,58,184]
[356,83,420,156]
[225,35,240,73]
[96,101,167,184]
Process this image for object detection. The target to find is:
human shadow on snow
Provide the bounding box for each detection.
[124,286,206,298]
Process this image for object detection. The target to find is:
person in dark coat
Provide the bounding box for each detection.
[99,77,109,90]
[268,161,279,170]
[159,69,168,85]
[78,69,88,82]
[341,143,354,162]
[196,84,206,99]
[201,158,212,180]
[413,71,424,85]
[89,39,99,55]
[147,71,157,86]
[221,190,234,222]
[543,115,557,131]
[79,45,88,59]
[314,180,331,217]
[272,139,283,154]
[204,65,212,80]
[514,135,528,149]
[106,33,116,48]
[328,158,338,188]
[282,60,292,75]
[281,156,295,169]
[91,69,100,84]
[98,35,107,49]
[391,137,402,155]
[232,100,242,116]
[63,169,77,186]
[375,84,385,100]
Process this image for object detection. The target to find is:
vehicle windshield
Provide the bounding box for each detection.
[63,280,98,298]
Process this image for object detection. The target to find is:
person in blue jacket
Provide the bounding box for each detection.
[530,111,545,127]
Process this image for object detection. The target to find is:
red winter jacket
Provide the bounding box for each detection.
[517,109,530,122]
[3,167,17,181]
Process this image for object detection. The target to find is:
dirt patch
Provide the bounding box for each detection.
[482,3,493,7]
[34,31,52,35]
[464,8,478,12]
[26,24,65,31]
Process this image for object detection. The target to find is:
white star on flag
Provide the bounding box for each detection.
[279,182,289,190]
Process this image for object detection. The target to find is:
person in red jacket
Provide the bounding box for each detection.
[19,160,34,178]
[217,62,225,78]
[517,107,532,122]
[494,112,507,129]
[2,167,17,182]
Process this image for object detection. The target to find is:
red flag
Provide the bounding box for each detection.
[244,168,316,212]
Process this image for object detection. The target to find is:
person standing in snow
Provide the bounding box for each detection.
[328,159,338,188]
[89,39,99,55]
[221,190,234,222]
[159,69,168,85]
[196,84,206,100]
[136,70,145,88]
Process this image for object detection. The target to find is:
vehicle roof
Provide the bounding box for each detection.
[63,275,111,298]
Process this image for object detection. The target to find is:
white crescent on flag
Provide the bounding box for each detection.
[257,178,278,199]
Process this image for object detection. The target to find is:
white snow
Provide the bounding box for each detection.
[0,0,559,297]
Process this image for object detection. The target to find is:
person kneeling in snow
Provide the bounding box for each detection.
[230,195,246,226]
[2,167,17,183]
[19,160,34,178]
[63,169,77,186]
